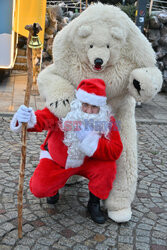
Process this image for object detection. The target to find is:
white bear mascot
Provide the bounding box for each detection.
[38,3,162,222]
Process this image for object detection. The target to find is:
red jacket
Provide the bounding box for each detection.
[28,108,123,168]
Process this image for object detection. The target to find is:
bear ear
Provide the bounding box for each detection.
[78,25,92,38]
[110,27,126,42]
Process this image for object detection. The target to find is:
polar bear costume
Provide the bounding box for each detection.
[38,3,162,222]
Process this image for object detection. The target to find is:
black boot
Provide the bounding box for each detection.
[47,192,59,204]
[87,192,106,224]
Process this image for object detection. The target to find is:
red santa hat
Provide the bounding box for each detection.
[76,78,107,107]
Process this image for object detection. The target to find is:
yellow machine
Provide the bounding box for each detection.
[0,0,46,69]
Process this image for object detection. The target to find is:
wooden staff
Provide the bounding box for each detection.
[17,28,33,239]
[18,23,42,238]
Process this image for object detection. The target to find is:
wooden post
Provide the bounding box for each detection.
[17,23,42,239]
[80,0,82,13]
[149,0,153,16]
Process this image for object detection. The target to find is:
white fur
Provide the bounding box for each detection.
[65,158,84,169]
[10,113,22,132]
[40,150,53,161]
[108,207,132,223]
[78,25,92,38]
[27,110,37,129]
[10,110,37,132]
[76,89,107,106]
[37,3,163,222]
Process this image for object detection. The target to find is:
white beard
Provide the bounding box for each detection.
[60,99,112,169]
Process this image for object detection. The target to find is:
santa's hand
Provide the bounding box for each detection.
[10,105,36,132]
[16,105,33,123]
[76,124,92,142]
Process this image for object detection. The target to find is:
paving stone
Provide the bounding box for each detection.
[136,236,150,243]
[27,230,43,239]
[93,234,106,243]
[5,211,18,220]
[0,222,15,232]
[0,215,8,224]
[0,229,6,237]
[154,224,167,233]
[118,236,133,244]
[80,229,96,238]
[95,244,110,250]
[2,236,17,246]
[136,242,150,250]
[22,224,34,233]
[103,237,116,246]
[14,246,30,250]
[151,245,167,250]
[57,237,75,248]
[152,238,167,246]
[136,229,150,237]
[117,243,133,250]
[32,244,50,250]
[52,245,67,250]
[37,237,55,246]
[0,245,11,250]
[119,228,133,236]
[60,228,76,238]
[137,223,153,230]
[18,237,35,247]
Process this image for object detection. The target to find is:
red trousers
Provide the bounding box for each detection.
[29,158,116,200]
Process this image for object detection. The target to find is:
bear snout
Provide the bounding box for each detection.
[94,58,103,70]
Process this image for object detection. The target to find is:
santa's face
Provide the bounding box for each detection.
[81,102,100,114]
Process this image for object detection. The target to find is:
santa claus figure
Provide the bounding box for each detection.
[10,78,123,224]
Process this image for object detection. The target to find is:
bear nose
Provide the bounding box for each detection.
[94,58,103,66]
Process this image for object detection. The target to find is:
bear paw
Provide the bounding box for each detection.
[108,207,132,223]
[128,67,162,103]
[47,97,72,118]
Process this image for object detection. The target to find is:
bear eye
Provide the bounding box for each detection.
[107,45,110,48]
[90,45,93,48]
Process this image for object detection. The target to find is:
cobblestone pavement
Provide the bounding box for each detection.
[0,116,167,249]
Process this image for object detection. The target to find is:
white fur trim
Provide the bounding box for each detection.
[10,110,37,132]
[108,208,132,223]
[39,150,53,161]
[27,110,37,129]
[65,157,84,169]
[76,89,107,107]
[79,132,100,157]
[10,113,22,133]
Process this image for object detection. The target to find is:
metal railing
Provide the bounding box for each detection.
[47,0,87,11]
[147,0,167,15]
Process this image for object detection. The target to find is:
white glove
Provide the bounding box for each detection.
[10,105,36,132]
[76,124,100,157]
[76,124,93,142]
[16,105,33,123]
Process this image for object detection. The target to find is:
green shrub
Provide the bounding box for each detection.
[118,4,149,26]
[118,3,136,21]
